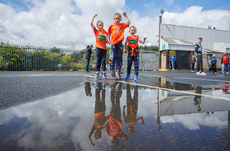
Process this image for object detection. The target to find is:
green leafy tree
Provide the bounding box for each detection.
[0,55,4,69]
[60,55,73,68]
[48,53,61,67]
[50,47,61,53]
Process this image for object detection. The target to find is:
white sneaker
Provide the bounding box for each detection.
[200,72,207,76]
[191,70,194,73]
[196,72,201,75]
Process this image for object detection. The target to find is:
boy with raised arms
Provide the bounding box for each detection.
[91,14,110,79]
[108,12,130,78]
[124,26,147,81]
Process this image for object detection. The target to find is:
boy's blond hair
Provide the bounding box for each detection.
[114,13,122,18]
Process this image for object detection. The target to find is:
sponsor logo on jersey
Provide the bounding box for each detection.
[98,35,106,41]
[129,40,137,44]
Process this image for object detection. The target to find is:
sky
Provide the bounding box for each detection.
[0,0,230,50]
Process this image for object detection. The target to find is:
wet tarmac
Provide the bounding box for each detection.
[0,71,230,151]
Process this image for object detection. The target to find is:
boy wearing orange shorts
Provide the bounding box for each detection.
[108,12,130,78]
[91,14,110,79]
[124,26,147,81]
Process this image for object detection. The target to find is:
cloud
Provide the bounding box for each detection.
[163,6,230,30]
[161,111,227,130]
[0,0,126,49]
[0,1,229,50]
[166,0,174,5]
[0,83,158,151]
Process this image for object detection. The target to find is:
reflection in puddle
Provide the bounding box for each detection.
[0,80,230,151]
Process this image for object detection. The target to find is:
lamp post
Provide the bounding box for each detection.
[157,9,164,130]
[158,9,164,70]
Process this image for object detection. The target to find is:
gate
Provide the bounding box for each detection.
[176,51,189,70]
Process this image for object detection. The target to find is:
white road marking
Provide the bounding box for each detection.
[141,74,230,83]
[0,74,82,78]
[84,75,230,101]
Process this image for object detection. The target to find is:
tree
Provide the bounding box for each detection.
[71,49,86,62]
[139,45,159,51]
[60,55,72,68]
[0,55,4,70]
[50,47,61,53]
[48,53,61,67]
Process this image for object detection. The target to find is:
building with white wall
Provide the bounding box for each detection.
[160,24,230,70]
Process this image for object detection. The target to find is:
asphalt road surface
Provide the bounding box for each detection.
[0,71,229,110]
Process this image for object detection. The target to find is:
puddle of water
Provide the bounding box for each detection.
[138,76,230,98]
[0,80,230,151]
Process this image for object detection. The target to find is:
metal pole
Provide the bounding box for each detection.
[158,16,162,70]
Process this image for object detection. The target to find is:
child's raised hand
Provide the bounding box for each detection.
[144,37,147,40]
[93,14,98,18]
[123,12,127,17]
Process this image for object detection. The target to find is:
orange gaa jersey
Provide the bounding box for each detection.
[126,35,140,48]
[126,105,137,125]
[107,116,122,137]
[108,23,129,45]
[93,112,106,129]
[93,27,108,50]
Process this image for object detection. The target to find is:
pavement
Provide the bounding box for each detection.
[0,70,229,110]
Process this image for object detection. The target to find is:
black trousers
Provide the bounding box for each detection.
[191,63,195,71]
[196,54,203,72]
[211,64,217,73]
[96,48,107,72]
[127,52,139,76]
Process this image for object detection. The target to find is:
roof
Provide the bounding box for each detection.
[203,49,222,53]
[215,42,230,48]
[162,38,194,46]
[163,23,230,32]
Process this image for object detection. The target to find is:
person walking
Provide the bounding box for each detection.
[190,55,196,72]
[221,52,229,74]
[85,45,93,72]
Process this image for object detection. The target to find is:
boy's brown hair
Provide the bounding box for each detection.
[114,13,122,18]
[129,26,136,30]
[96,20,103,26]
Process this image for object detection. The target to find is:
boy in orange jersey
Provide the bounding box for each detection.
[123,84,144,135]
[124,26,147,81]
[108,12,130,78]
[88,82,108,146]
[91,14,110,79]
[106,82,127,149]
